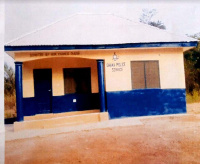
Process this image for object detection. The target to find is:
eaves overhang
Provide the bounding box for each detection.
[4,41,198,52]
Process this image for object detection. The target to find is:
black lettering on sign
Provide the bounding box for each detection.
[51,53,56,56]
[106,63,115,67]
[107,62,126,72]
[30,53,37,57]
[112,68,123,72]
[71,52,80,55]
[30,51,81,57]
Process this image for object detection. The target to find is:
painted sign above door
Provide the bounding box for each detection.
[30,51,80,57]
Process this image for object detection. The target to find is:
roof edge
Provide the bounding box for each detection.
[5,41,198,52]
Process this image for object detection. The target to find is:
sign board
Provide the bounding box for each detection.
[30,51,80,57]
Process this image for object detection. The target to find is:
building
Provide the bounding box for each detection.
[5,14,198,130]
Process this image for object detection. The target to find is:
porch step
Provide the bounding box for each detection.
[14,112,109,131]
[24,109,100,121]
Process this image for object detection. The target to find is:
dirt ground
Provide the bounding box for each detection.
[5,103,200,164]
[187,103,200,114]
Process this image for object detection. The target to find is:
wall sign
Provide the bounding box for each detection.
[30,51,80,57]
[107,53,126,72]
[106,62,126,72]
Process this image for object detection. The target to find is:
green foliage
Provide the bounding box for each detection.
[186,90,200,104]
[4,63,16,118]
[184,41,200,94]
[5,93,16,118]
[4,63,15,95]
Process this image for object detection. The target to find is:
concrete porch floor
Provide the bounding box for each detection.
[14,110,109,131]
[6,117,143,141]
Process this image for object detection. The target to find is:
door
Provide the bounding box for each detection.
[34,69,52,114]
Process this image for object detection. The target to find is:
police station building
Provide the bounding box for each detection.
[5,14,198,131]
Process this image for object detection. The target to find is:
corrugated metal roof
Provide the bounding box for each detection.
[5,13,197,46]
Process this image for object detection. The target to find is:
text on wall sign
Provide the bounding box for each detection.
[30,51,80,57]
[106,62,126,72]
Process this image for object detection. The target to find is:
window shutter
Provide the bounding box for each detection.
[64,70,76,94]
[145,61,160,88]
[131,61,145,89]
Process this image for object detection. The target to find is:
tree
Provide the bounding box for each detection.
[4,63,15,95]
[139,9,166,30]
[184,37,200,94]
[187,32,200,40]
[148,20,166,30]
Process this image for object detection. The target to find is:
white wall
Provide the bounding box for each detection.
[0,1,5,164]
[0,0,5,132]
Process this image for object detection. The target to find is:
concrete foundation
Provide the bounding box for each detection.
[14,111,109,131]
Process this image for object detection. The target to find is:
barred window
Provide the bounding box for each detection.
[131,61,160,89]
[63,68,91,94]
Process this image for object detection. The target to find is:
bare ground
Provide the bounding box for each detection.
[5,103,200,164]
[187,103,200,114]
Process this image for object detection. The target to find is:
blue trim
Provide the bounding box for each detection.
[106,89,186,119]
[23,97,37,116]
[23,93,100,116]
[52,93,99,113]
[97,60,106,112]
[5,42,198,51]
[15,62,24,121]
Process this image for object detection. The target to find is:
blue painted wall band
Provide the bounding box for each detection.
[23,89,186,118]
[5,41,198,51]
[97,60,106,112]
[23,93,100,116]
[15,62,24,121]
[106,89,186,119]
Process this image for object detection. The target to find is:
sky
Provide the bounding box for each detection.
[4,0,200,68]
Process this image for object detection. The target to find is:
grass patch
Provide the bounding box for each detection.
[186,90,200,104]
[4,94,16,118]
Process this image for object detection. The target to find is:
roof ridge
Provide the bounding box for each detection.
[5,13,79,45]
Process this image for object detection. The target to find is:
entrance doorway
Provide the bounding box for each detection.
[63,68,91,94]
[34,69,52,114]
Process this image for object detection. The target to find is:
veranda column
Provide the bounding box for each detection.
[15,62,23,121]
[97,60,106,112]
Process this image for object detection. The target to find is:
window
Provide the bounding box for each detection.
[131,61,160,89]
[63,68,91,94]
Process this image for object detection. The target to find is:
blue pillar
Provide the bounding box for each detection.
[15,62,23,121]
[97,60,106,112]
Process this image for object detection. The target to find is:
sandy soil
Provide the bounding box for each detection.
[5,104,200,164]
[187,103,200,114]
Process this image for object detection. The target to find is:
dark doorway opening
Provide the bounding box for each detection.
[63,68,91,94]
